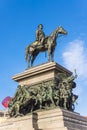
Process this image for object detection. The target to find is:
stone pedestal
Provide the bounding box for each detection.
[12,62,72,86]
[0,108,87,130]
[34,108,87,130]
[2,62,86,129]
[0,114,34,130]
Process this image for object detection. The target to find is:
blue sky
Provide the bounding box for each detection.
[0,0,87,116]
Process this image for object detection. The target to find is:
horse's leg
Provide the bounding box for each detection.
[28,46,34,68]
[28,54,30,68]
[31,51,39,66]
[31,53,35,67]
[48,44,51,62]
[51,48,55,62]
[27,50,32,68]
[51,49,53,62]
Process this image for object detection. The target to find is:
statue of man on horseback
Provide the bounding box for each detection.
[25,24,67,68]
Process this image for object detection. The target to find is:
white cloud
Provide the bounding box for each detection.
[62,39,87,79]
[62,39,87,115]
[62,39,87,100]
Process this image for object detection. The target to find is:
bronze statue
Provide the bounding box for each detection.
[25,25,67,68]
[8,74,78,117]
[7,25,79,117]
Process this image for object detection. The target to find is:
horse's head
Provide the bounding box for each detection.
[50,26,67,40]
[57,26,67,35]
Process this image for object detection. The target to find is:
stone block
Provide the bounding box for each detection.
[12,62,72,86]
[0,108,87,130]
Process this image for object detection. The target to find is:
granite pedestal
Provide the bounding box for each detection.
[0,108,87,130]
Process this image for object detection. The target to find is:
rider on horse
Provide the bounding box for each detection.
[33,24,45,47]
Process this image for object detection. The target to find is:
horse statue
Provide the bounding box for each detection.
[25,26,67,68]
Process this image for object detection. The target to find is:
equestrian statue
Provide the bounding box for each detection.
[25,24,67,68]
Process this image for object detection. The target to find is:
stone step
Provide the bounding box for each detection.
[65,120,87,130]
[0,108,87,130]
[42,127,83,130]
[43,127,68,130]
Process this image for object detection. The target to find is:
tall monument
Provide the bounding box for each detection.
[0,25,87,130]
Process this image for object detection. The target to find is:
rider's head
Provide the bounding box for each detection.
[38,24,43,29]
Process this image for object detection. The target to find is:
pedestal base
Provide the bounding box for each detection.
[35,108,87,130]
[0,114,34,130]
[12,62,72,86]
[0,108,87,130]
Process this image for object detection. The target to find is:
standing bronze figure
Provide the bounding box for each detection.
[25,25,67,68]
